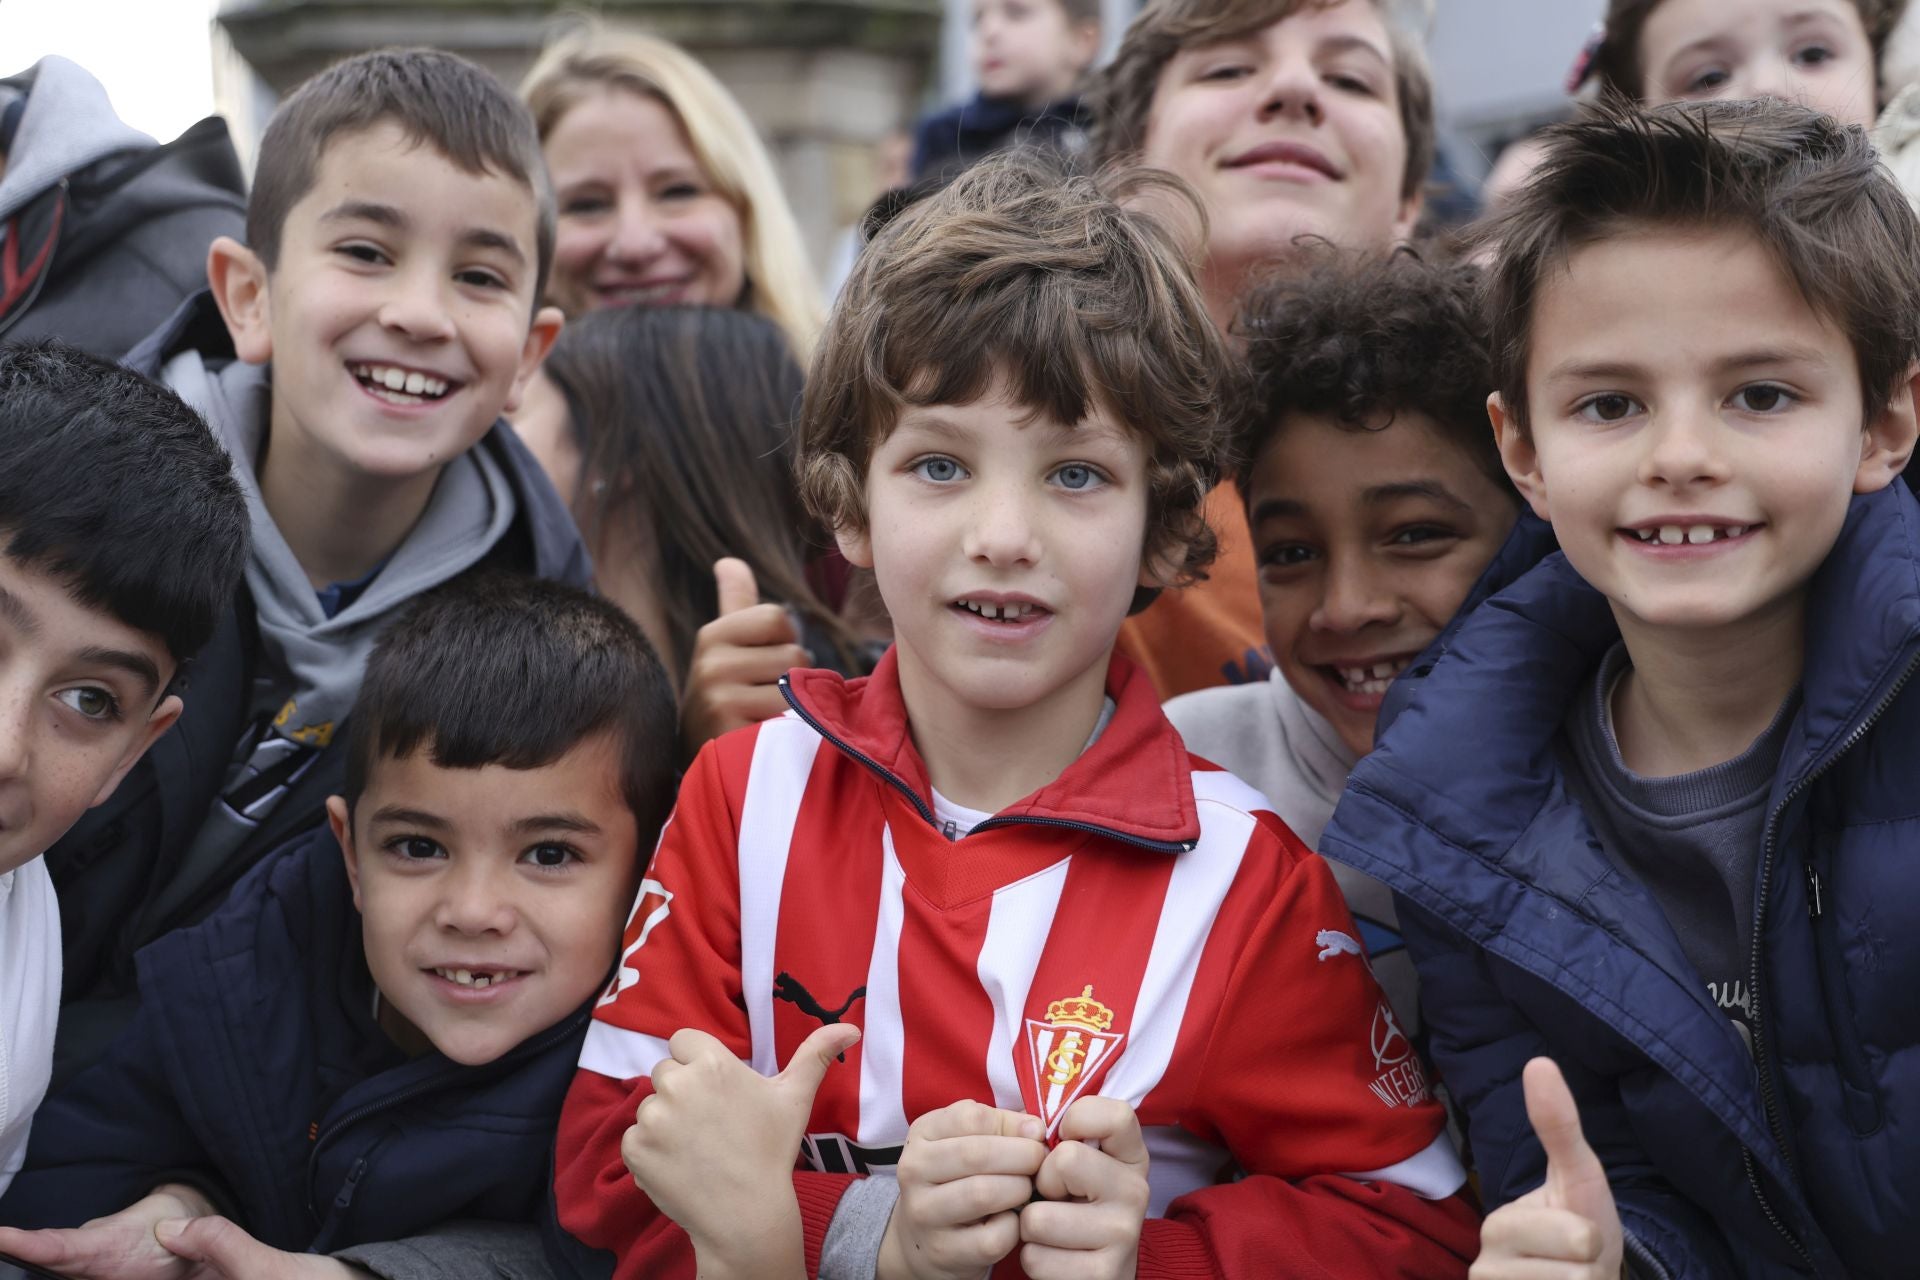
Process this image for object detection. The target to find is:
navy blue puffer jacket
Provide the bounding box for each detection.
[0,827,592,1252]
[1321,481,1920,1279]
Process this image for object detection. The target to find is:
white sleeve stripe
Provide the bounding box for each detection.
[1340,1131,1467,1199]
[738,724,822,1076]
[576,1020,674,1082]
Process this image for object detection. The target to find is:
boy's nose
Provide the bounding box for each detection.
[0,686,31,783]
[378,271,456,343]
[433,867,518,936]
[1640,405,1731,489]
[1311,560,1398,633]
[1258,56,1326,127]
[962,487,1042,566]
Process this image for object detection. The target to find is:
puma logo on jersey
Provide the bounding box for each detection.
[1316,929,1365,961]
[774,972,865,1061]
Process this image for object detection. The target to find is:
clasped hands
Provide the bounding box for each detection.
[623,1026,1150,1280]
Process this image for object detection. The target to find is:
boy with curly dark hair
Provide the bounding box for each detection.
[1165,250,1522,1044]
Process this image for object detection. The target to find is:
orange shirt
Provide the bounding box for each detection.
[1118,480,1273,699]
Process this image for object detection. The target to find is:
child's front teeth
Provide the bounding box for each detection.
[436,967,505,988]
[1637,524,1750,544]
[960,599,1031,620]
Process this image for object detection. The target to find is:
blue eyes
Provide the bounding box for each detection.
[908,457,1109,490]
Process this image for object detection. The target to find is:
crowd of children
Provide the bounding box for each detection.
[0,1,1917,1279]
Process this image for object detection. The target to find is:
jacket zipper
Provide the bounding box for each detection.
[779,678,1194,855]
[1742,646,1920,1269]
[303,1007,589,1224]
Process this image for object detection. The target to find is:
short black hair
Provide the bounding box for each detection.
[1233,250,1514,499]
[248,48,556,302]
[343,574,676,846]
[0,342,248,669]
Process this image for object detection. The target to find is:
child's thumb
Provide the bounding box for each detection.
[778,1023,861,1098]
[1523,1057,1612,1219]
[714,557,761,616]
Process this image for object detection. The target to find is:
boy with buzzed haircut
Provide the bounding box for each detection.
[45,47,587,1083]
[1320,98,1920,1279]
[0,342,248,1199]
[0,574,677,1280]
[1090,0,1439,705]
[555,152,1477,1280]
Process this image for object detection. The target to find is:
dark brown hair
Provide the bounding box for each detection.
[796,150,1234,589]
[1091,0,1435,203]
[1483,97,1920,436]
[1235,249,1514,498]
[1588,0,1904,103]
[248,48,555,301]
[542,305,861,681]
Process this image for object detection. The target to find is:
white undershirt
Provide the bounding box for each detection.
[928,697,1116,841]
[0,859,61,1197]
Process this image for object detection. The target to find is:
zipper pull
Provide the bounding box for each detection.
[942,819,958,841]
[333,1156,369,1212]
[1806,865,1824,919]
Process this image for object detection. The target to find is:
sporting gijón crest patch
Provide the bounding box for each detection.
[1025,986,1124,1137]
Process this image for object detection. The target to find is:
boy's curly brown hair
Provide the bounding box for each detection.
[1233,249,1512,498]
[796,150,1236,590]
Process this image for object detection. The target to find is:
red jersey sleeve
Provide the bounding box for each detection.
[553,732,857,1279]
[1140,813,1478,1278]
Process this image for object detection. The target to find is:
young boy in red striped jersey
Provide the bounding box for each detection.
[551,153,1479,1280]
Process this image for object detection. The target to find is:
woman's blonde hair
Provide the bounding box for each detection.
[522,24,823,357]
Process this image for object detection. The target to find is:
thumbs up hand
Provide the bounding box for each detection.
[1471,1058,1626,1280]
[622,1023,861,1279]
[679,557,812,761]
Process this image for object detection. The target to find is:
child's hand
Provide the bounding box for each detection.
[1471,1057,1625,1280]
[623,1022,859,1278]
[152,1216,373,1278]
[0,1185,213,1280]
[878,1100,1047,1280]
[679,558,812,758]
[1019,1097,1151,1280]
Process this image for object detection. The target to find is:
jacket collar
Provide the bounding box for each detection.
[783,646,1200,852]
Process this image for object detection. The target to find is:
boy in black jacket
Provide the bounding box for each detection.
[0,574,676,1280]
[46,47,586,1083]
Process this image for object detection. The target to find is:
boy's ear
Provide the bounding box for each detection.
[207,236,274,367]
[1489,392,1552,523]
[88,693,183,809]
[834,520,875,571]
[1856,364,1920,495]
[327,795,365,913]
[501,306,567,416]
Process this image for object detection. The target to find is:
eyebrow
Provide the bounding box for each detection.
[1365,480,1472,511]
[76,646,162,700]
[369,805,451,830]
[320,200,527,265]
[1317,33,1391,66]
[1542,346,1832,384]
[0,587,162,698]
[512,812,603,836]
[0,585,39,639]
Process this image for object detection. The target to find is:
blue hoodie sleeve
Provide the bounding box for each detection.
[1400,901,1739,1279]
[0,994,223,1228]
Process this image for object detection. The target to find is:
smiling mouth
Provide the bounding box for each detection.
[1623,523,1758,545]
[351,362,456,406]
[953,597,1048,623]
[1320,654,1413,697]
[428,966,526,989]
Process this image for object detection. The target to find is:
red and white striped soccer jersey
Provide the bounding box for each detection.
[557,653,1476,1279]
